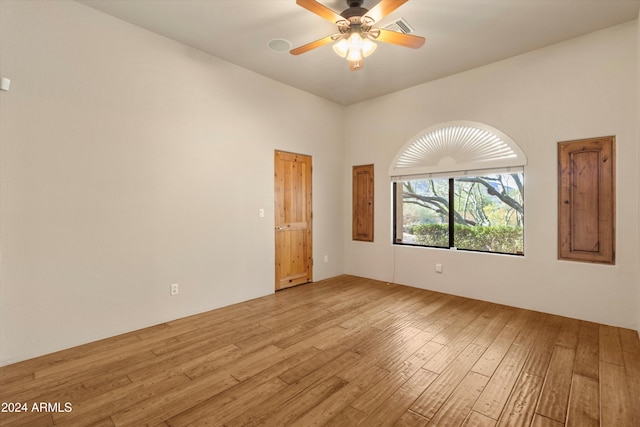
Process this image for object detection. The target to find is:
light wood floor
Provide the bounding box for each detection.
[1,275,639,426]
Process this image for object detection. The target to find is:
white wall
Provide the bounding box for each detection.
[637,9,640,337]
[1,1,638,366]
[344,21,639,330]
[0,0,345,365]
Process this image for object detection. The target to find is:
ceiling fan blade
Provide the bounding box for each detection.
[374,29,425,48]
[364,0,408,23]
[290,35,336,55]
[296,0,345,24]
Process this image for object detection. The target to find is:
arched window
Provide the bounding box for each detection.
[390,121,527,255]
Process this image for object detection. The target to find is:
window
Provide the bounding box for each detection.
[389,121,527,256]
[394,173,524,255]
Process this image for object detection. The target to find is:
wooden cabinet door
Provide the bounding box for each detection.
[274,151,313,290]
[352,164,374,242]
[558,136,615,264]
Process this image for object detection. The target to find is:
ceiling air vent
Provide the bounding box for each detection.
[382,17,414,34]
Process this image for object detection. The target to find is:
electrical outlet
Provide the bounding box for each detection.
[324,255,329,263]
[170,283,179,295]
[435,264,443,273]
[259,208,265,218]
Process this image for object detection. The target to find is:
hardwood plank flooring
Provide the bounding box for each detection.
[1,275,639,426]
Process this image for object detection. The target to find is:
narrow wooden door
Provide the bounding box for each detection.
[558,136,615,264]
[352,164,374,241]
[274,151,313,290]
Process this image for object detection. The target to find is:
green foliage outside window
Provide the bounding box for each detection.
[412,224,524,254]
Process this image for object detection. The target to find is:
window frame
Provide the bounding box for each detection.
[389,121,528,257]
[393,171,525,256]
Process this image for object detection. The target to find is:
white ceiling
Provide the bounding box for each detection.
[78,0,639,105]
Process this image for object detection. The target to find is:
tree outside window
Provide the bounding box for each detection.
[395,173,524,255]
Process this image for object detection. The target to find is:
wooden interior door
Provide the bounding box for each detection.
[558,136,615,264]
[352,164,374,242]
[274,151,312,290]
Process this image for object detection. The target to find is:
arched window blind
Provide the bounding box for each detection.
[389,121,527,179]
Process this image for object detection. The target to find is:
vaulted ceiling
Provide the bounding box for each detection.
[79,0,640,105]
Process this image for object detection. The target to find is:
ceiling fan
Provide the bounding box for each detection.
[290,0,425,71]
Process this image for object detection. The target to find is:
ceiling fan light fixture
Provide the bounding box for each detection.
[332,38,349,57]
[333,32,377,63]
[361,37,377,57]
[346,33,364,61]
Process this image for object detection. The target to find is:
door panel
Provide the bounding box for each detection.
[352,164,374,241]
[274,151,312,290]
[558,136,615,264]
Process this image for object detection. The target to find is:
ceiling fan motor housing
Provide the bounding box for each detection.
[342,0,368,20]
